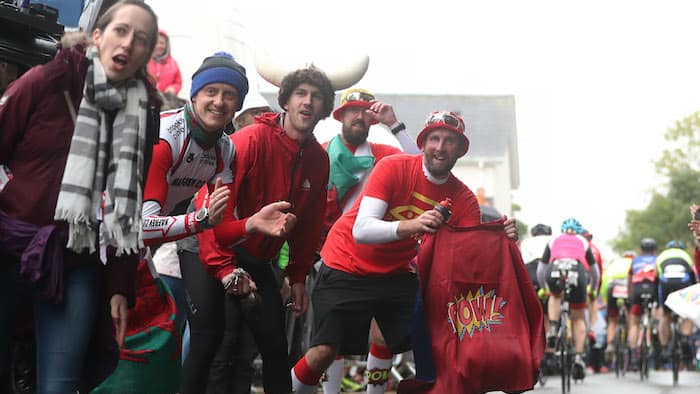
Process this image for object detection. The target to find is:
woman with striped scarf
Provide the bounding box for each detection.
[0,1,161,392]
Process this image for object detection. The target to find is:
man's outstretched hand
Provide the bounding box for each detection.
[246,201,297,237]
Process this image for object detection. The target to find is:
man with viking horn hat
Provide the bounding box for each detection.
[195,66,334,394]
[318,87,420,393]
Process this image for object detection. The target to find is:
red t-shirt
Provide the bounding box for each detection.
[321,154,481,276]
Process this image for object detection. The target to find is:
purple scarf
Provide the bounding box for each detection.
[0,209,66,302]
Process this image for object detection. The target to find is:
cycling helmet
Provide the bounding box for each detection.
[639,237,657,253]
[622,250,636,259]
[531,223,552,237]
[665,240,686,250]
[560,217,582,234]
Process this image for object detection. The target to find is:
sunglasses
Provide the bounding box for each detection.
[343,91,376,104]
[424,111,465,132]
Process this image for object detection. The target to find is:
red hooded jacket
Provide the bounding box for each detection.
[198,112,329,284]
[147,30,182,95]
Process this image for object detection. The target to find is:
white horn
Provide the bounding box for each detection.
[254,49,288,88]
[323,55,370,91]
[255,49,369,91]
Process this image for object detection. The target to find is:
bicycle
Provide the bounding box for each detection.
[612,297,629,378]
[550,258,580,394]
[637,292,654,381]
[668,313,682,386]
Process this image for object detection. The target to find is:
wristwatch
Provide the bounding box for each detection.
[390,121,406,135]
[195,207,213,230]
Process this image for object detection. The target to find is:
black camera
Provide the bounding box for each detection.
[694,209,700,221]
[0,1,64,74]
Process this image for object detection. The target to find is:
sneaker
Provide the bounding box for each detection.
[541,352,557,375]
[572,354,586,380]
[629,348,639,371]
[604,345,615,365]
[660,345,672,363]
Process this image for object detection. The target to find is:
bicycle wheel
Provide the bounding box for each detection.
[671,326,680,386]
[559,325,568,394]
[614,327,625,377]
[639,324,648,381]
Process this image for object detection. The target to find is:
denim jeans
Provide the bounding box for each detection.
[0,253,100,394]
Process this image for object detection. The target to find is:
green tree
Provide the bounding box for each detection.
[612,111,700,253]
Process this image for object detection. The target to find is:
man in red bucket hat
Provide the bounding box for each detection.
[291,111,522,393]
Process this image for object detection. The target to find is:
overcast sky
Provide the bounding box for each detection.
[239,0,700,257]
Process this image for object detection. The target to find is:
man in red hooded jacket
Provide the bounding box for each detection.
[195,66,333,394]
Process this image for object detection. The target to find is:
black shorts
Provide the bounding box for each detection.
[545,259,588,309]
[525,260,547,314]
[657,262,696,312]
[606,279,628,319]
[658,279,694,312]
[630,282,656,316]
[310,263,418,355]
[525,260,540,292]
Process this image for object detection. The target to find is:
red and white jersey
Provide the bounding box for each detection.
[141,107,235,244]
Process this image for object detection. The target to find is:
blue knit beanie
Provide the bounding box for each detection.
[190,52,249,110]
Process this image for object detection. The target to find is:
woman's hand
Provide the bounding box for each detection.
[110,294,128,348]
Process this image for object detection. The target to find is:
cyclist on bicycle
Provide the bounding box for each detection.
[601,251,634,364]
[538,217,599,380]
[519,223,553,373]
[582,230,604,340]
[627,237,657,370]
[520,223,552,292]
[655,240,697,362]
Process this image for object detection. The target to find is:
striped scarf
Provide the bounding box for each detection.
[54,47,148,256]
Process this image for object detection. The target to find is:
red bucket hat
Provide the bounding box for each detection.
[416,111,470,157]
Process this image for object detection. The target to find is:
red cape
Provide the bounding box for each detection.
[400,220,544,394]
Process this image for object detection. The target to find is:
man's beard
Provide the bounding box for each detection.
[424,155,458,179]
[342,121,370,146]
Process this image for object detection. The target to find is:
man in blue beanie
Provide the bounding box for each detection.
[138,51,294,394]
[189,51,249,138]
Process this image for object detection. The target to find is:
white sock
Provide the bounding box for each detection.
[365,346,392,394]
[321,357,344,393]
[291,366,319,394]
